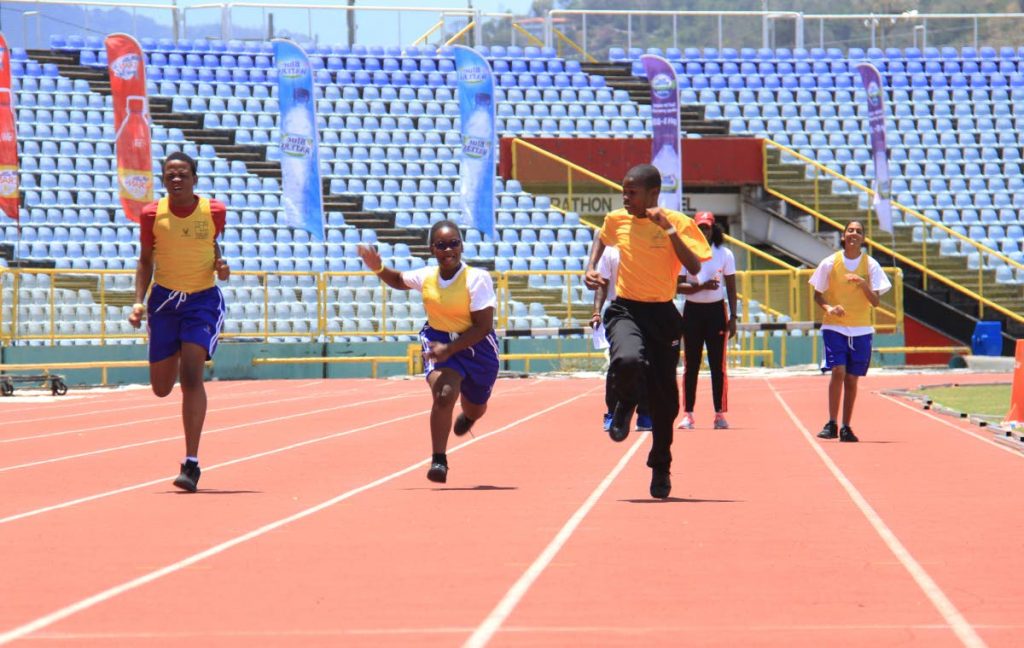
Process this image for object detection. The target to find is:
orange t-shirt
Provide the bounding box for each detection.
[599,208,712,302]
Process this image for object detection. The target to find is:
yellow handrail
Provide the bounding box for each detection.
[763,139,1023,324]
[552,27,597,63]
[411,20,444,47]
[444,21,475,47]
[511,22,545,48]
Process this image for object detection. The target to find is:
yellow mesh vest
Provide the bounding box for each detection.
[422,267,473,333]
[822,252,872,328]
[153,197,216,293]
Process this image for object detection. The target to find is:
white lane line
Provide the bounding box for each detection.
[878,392,1024,458]
[463,431,647,648]
[0,392,419,473]
[0,390,592,645]
[0,385,377,442]
[768,382,987,648]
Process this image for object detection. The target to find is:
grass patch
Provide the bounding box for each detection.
[912,384,1012,419]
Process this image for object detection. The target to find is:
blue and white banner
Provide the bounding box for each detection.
[856,62,892,233]
[273,38,324,242]
[641,54,682,210]
[454,45,495,240]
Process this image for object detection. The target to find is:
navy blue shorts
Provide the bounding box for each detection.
[147,283,225,363]
[822,329,873,377]
[420,324,500,405]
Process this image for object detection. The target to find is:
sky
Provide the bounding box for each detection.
[178,0,539,46]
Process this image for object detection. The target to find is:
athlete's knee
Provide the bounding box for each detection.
[433,382,459,408]
[151,382,174,398]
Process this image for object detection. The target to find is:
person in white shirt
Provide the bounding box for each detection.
[676,212,737,430]
[591,245,652,433]
[808,221,891,443]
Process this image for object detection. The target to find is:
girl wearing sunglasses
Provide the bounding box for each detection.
[358,220,499,484]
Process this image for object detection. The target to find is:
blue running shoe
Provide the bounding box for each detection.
[636,413,653,431]
[602,412,613,432]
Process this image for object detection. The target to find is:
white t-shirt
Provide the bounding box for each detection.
[680,244,735,304]
[401,264,496,312]
[597,245,619,304]
[808,252,892,336]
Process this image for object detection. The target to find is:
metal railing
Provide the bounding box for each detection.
[762,139,1024,324]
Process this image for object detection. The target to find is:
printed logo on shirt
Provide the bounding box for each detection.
[194,221,210,240]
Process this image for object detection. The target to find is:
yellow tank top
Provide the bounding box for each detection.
[153,197,216,293]
[823,252,872,328]
[422,267,473,333]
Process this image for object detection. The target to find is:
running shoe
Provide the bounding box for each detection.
[635,413,653,431]
[608,401,636,443]
[427,461,448,483]
[677,412,695,429]
[602,412,613,432]
[713,413,729,429]
[817,420,838,439]
[453,413,476,437]
[650,466,672,499]
[839,425,859,443]
[173,461,201,493]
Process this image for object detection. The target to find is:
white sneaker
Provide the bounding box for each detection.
[677,412,694,429]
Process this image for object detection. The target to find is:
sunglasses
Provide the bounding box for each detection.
[432,240,462,251]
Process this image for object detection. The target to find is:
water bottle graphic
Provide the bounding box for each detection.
[115,95,153,206]
[280,86,314,228]
[461,93,492,219]
[651,142,679,194]
[0,88,19,219]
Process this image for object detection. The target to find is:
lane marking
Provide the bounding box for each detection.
[768,382,987,648]
[0,385,377,442]
[0,393,419,473]
[464,431,647,648]
[0,389,592,645]
[878,392,1024,459]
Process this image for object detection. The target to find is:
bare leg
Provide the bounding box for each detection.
[842,373,859,426]
[149,353,180,398]
[178,342,209,458]
[460,394,487,424]
[426,368,462,454]
[828,366,846,422]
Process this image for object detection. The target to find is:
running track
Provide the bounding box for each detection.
[1,372,1022,646]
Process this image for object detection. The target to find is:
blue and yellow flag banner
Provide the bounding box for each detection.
[273,38,324,242]
[454,45,495,240]
[856,62,893,233]
[641,54,682,210]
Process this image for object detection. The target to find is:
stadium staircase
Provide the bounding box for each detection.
[764,147,1024,342]
[580,61,730,136]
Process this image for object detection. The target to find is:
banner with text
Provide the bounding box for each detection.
[856,62,893,233]
[106,33,152,223]
[454,45,495,239]
[273,38,324,241]
[641,54,682,210]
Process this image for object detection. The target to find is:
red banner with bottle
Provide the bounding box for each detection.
[105,33,152,223]
[0,32,20,221]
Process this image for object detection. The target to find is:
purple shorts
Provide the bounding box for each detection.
[822,329,873,377]
[147,283,225,363]
[420,324,500,405]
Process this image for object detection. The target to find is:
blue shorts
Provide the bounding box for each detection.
[147,283,225,363]
[420,324,500,405]
[822,329,873,377]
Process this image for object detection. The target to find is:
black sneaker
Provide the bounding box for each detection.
[453,413,475,437]
[839,425,859,443]
[817,421,838,439]
[173,462,201,492]
[427,461,448,483]
[650,467,671,499]
[609,401,636,443]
